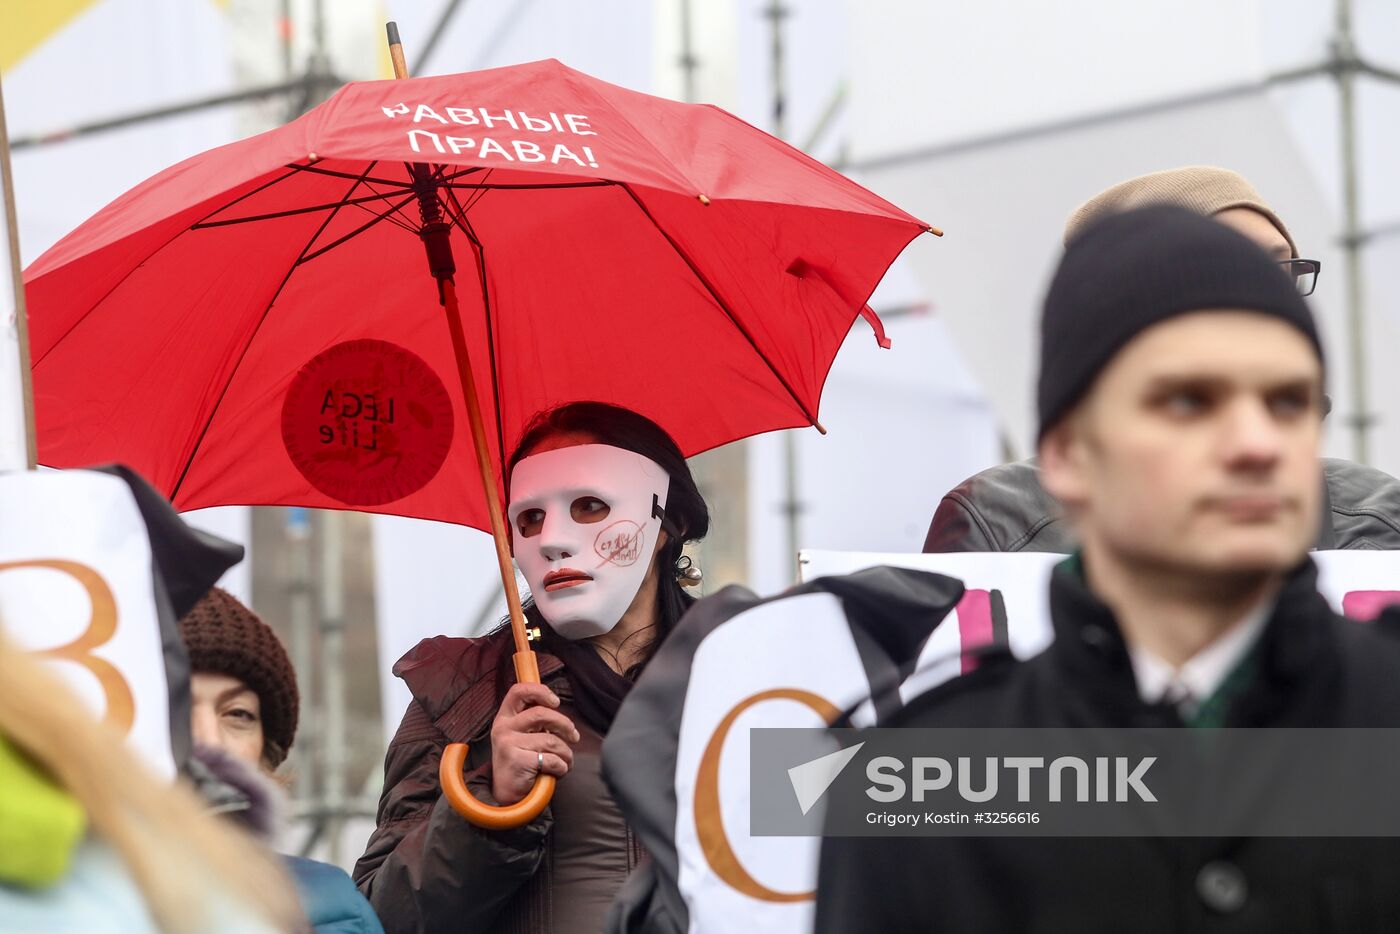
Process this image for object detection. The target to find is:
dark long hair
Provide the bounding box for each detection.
[495,402,711,680]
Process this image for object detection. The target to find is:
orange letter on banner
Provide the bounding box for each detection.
[693,688,841,903]
[0,560,134,735]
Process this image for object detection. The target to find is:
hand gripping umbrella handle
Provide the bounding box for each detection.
[438,650,558,829]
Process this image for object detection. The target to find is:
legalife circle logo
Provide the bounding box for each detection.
[282,340,454,506]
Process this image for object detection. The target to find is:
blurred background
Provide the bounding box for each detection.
[3,0,1398,868]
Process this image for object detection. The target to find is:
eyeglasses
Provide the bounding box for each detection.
[1279,258,1321,297]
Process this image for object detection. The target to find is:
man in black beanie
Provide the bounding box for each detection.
[814,206,1400,933]
[1035,205,1324,588]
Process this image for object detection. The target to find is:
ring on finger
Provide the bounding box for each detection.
[536,751,544,774]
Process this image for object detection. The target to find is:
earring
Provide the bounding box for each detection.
[675,554,703,588]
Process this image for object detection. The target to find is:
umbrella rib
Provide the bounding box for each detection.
[191,188,416,228]
[191,166,304,228]
[616,182,822,429]
[169,165,380,502]
[32,164,349,369]
[350,200,420,235]
[33,220,209,368]
[296,193,419,266]
[439,166,488,183]
[437,181,615,191]
[286,162,412,188]
[360,178,422,234]
[458,168,496,216]
[442,185,508,481]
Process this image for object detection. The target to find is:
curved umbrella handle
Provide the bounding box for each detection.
[438,647,559,828]
[439,742,557,830]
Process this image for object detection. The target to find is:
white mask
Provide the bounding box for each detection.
[508,444,672,640]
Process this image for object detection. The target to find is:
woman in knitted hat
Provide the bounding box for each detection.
[180,587,300,773]
[179,588,384,934]
[354,401,712,934]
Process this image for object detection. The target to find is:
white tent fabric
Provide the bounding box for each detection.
[4,0,238,258]
[746,312,1001,594]
[847,0,1400,475]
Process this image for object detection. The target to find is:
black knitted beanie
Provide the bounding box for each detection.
[1038,205,1322,440]
[178,587,299,767]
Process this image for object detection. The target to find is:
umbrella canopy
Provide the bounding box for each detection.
[24,58,930,530]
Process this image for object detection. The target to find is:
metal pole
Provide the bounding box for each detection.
[286,508,316,807]
[765,0,802,583]
[312,0,328,74]
[9,78,336,151]
[800,81,846,155]
[288,0,337,116]
[1333,0,1373,463]
[414,0,471,76]
[0,76,35,470]
[280,0,294,80]
[767,1,787,139]
[679,0,698,103]
[319,509,347,865]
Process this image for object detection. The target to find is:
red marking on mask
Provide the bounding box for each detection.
[595,520,644,567]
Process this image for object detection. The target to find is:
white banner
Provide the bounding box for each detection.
[605,568,963,934]
[640,548,1400,934]
[0,469,175,778]
[673,592,883,931]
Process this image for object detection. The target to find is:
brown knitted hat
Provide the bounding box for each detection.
[178,588,299,767]
[1063,166,1298,258]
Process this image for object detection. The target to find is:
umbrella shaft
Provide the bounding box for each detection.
[440,277,533,661]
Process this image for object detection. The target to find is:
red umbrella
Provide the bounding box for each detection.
[24,28,936,825]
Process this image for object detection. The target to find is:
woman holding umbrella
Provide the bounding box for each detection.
[354,401,710,934]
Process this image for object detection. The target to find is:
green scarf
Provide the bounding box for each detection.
[1060,552,1260,728]
[0,734,86,888]
[1185,649,1259,729]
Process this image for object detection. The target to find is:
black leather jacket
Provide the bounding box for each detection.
[924,457,1400,554]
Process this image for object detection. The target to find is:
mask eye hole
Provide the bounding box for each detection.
[516,508,545,538]
[571,496,611,524]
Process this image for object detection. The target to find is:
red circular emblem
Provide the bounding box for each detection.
[281,340,454,506]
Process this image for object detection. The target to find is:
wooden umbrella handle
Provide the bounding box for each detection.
[438,646,560,828]
[387,22,555,827]
[439,745,556,829]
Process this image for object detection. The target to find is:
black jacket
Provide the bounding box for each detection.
[925,458,1400,553]
[814,560,1400,933]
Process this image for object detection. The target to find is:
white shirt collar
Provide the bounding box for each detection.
[1128,602,1271,715]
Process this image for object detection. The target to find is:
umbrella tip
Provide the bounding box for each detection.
[814,420,827,436]
[386,21,401,45]
[927,225,944,237]
[698,194,711,206]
